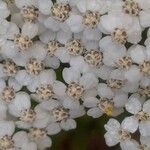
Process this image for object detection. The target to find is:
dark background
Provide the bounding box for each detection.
[50,116,121,150]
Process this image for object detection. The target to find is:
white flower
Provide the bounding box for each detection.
[125,97,150,136]
[15,0,38,9]
[120,136,150,150]
[84,96,124,118]
[0,121,37,150]
[104,118,133,148]
[0,59,19,78]
[8,92,31,117]
[28,127,52,150]
[0,0,10,19]
[37,100,85,131]
[75,0,109,14]
[15,105,50,130]
[29,69,63,102]
[60,67,98,109]
[108,0,150,28]
[43,1,72,32]
[99,12,142,45]
[0,22,39,61]
[66,10,102,41]
[99,36,127,67]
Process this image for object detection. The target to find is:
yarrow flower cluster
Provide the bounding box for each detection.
[0,0,149,149]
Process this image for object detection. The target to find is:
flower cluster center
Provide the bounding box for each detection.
[52,107,69,122]
[0,135,14,150]
[66,39,84,56]
[22,6,39,22]
[3,59,19,76]
[26,58,44,75]
[112,28,128,45]
[29,128,47,140]
[140,61,150,76]
[98,99,114,116]
[84,50,103,67]
[51,3,71,22]
[14,34,33,51]
[20,109,36,123]
[47,41,62,56]
[36,84,54,100]
[2,86,15,102]
[83,11,100,28]
[107,79,124,89]
[123,0,141,16]
[116,56,133,70]
[66,82,85,99]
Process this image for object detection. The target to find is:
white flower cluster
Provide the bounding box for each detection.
[0,0,149,149]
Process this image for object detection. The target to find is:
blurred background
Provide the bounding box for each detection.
[50,115,121,150]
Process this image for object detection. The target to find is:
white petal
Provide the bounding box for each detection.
[0,1,10,18]
[9,92,31,117]
[0,101,7,120]
[6,22,19,40]
[55,47,71,63]
[44,17,60,31]
[8,78,22,91]
[70,56,89,73]
[0,121,15,137]
[0,79,6,92]
[139,121,150,136]
[39,69,56,85]
[69,106,85,118]
[66,14,84,33]
[33,107,50,128]
[79,73,98,89]
[87,107,103,118]
[62,67,80,84]
[120,140,139,150]
[15,70,32,86]
[57,30,72,44]
[27,42,47,60]
[53,81,66,97]
[83,28,102,41]
[104,132,119,147]
[15,0,37,8]
[113,91,128,108]
[60,119,76,131]
[16,121,31,129]
[38,0,53,15]
[22,22,38,38]
[46,123,61,135]
[45,56,60,69]
[98,83,114,99]
[22,142,37,150]
[39,30,56,44]
[83,97,99,108]
[38,100,60,111]
[121,116,139,133]
[36,136,52,150]
[128,45,146,64]
[143,100,150,114]
[63,97,80,110]
[139,10,150,28]
[127,18,142,44]
[1,41,18,58]
[140,136,150,147]
[13,131,29,147]
[104,118,120,132]
[125,96,142,114]
[125,65,142,83]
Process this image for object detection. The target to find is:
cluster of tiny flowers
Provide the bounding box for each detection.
[0,0,149,149]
